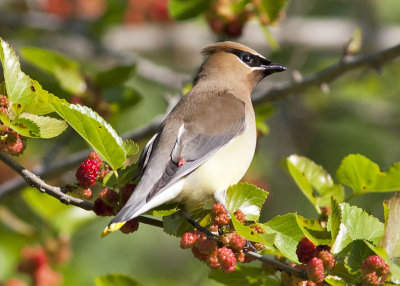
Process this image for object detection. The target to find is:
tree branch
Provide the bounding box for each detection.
[253,42,400,104]
[0,153,93,210]
[0,152,164,228]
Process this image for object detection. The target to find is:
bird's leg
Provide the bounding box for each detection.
[243,240,258,253]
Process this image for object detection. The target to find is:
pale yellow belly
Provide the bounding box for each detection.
[175,119,257,209]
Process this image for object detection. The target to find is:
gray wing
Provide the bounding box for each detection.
[110,91,246,223]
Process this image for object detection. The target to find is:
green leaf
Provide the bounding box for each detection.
[330,201,384,254]
[366,241,400,281]
[346,240,374,276]
[209,265,280,286]
[168,0,212,20]
[254,104,274,134]
[0,112,40,137]
[122,139,139,157]
[103,164,138,188]
[108,87,142,113]
[21,47,86,94]
[148,204,180,217]
[379,192,400,259]
[263,213,305,263]
[49,100,126,170]
[16,113,67,138]
[0,38,36,104]
[162,209,210,237]
[260,0,287,22]
[296,216,331,246]
[330,262,361,285]
[94,65,136,89]
[23,80,56,115]
[281,155,344,212]
[225,183,268,221]
[230,213,271,244]
[324,276,347,286]
[94,274,142,286]
[336,154,400,196]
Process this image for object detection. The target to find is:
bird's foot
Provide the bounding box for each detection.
[243,240,258,253]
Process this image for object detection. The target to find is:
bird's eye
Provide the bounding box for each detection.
[241,54,253,63]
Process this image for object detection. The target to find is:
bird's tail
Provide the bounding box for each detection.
[101,221,126,237]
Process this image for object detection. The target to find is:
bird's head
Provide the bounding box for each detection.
[194,41,286,90]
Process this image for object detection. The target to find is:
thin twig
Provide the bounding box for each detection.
[0,152,93,210]
[246,251,308,279]
[253,43,400,104]
[0,152,164,228]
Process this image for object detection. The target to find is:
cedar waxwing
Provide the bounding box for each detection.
[102,41,286,236]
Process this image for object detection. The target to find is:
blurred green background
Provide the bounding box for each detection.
[0,0,400,285]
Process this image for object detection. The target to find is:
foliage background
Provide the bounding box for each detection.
[0,0,400,285]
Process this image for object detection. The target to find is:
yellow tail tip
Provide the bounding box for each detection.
[101,222,126,238]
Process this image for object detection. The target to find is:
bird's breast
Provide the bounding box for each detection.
[175,110,257,208]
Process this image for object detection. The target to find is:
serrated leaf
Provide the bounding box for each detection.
[336,154,400,196]
[260,0,287,22]
[18,113,67,138]
[23,80,56,115]
[346,240,374,276]
[263,213,305,263]
[296,216,331,246]
[328,198,341,241]
[122,139,139,157]
[0,112,40,137]
[21,47,86,94]
[281,155,344,212]
[324,276,347,286]
[209,265,280,286]
[254,104,274,135]
[225,183,268,221]
[103,164,138,188]
[0,38,36,104]
[148,204,180,217]
[330,201,384,254]
[366,241,400,282]
[330,262,361,285]
[230,213,270,244]
[49,100,126,170]
[94,274,142,286]
[379,192,400,258]
[162,209,210,237]
[94,65,136,89]
[168,0,212,20]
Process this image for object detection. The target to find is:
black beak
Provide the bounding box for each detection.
[261,62,287,73]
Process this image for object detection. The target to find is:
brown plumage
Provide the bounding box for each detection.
[103,41,286,236]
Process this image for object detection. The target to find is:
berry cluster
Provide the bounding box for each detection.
[295,237,336,284]
[361,255,390,285]
[14,235,71,286]
[40,0,106,20]
[75,152,103,190]
[0,95,27,156]
[180,202,263,273]
[124,0,170,25]
[206,0,252,38]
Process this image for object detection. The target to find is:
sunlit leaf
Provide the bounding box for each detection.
[281,155,344,212]
[330,200,384,254]
[0,38,36,105]
[94,274,142,286]
[336,154,400,196]
[94,65,136,89]
[21,47,86,94]
[225,183,268,221]
[379,192,400,259]
[122,139,139,157]
[17,113,67,138]
[50,99,126,170]
[168,0,212,20]
[209,265,280,286]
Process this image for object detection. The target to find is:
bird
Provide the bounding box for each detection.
[102,41,286,236]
